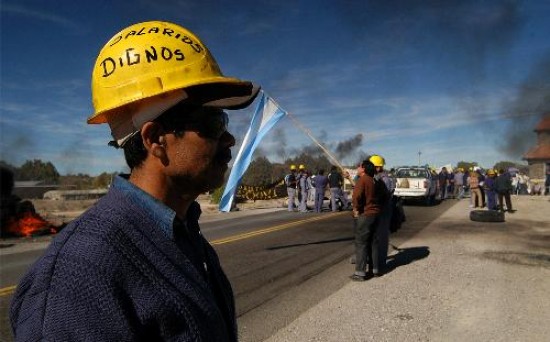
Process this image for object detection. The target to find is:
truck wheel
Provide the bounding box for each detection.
[469,210,505,222]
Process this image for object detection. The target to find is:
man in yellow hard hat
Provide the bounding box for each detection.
[368,154,392,276]
[285,164,298,211]
[10,21,259,341]
[297,164,310,212]
[351,159,386,280]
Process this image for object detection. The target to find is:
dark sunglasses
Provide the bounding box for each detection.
[157,105,229,140]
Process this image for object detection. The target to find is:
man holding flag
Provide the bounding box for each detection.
[219,91,288,212]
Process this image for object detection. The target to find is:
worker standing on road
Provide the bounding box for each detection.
[496,168,515,212]
[438,167,449,200]
[285,165,298,211]
[298,164,310,212]
[314,169,329,213]
[484,169,498,210]
[10,21,260,341]
[369,154,392,276]
[328,165,349,211]
[476,167,486,207]
[351,159,386,281]
[453,168,465,199]
[545,162,550,195]
[468,170,482,208]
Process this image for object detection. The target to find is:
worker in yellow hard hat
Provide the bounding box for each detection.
[10,21,259,340]
[297,164,310,212]
[367,154,393,276]
[484,169,498,210]
[285,164,298,211]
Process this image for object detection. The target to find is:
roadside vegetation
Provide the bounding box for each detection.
[0,157,529,192]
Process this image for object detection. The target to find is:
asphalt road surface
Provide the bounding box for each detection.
[0,199,455,341]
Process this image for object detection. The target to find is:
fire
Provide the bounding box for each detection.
[5,212,57,237]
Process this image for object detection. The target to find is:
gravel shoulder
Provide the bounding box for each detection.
[265,196,550,342]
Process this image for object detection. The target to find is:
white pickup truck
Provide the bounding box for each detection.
[393,166,439,204]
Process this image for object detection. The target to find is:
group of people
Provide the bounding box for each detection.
[285,164,350,213]
[439,166,515,212]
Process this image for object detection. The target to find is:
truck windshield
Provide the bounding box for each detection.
[396,169,427,178]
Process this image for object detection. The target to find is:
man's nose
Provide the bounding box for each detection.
[220,131,236,147]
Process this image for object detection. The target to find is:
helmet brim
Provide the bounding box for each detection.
[185,82,261,110]
[87,80,261,124]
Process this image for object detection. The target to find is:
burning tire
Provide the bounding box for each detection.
[469,209,505,223]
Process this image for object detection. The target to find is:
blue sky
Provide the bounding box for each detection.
[1,0,549,176]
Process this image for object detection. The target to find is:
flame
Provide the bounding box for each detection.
[5,212,56,237]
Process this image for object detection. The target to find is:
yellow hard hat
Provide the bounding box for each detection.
[298,164,306,170]
[487,169,496,176]
[290,165,297,170]
[88,21,259,126]
[369,154,385,167]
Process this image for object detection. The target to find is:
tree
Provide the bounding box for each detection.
[286,153,333,175]
[456,161,478,172]
[493,161,528,173]
[17,159,59,184]
[242,156,275,186]
[93,172,116,189]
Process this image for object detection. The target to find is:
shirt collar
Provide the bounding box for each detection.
[111,175,177,239]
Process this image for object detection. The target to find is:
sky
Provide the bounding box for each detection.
[1,0,550,176]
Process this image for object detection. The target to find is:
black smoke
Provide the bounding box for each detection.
[499,53,550,158]
[335,134,363,160]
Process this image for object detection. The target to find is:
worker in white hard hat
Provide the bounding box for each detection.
[11,21,259,341]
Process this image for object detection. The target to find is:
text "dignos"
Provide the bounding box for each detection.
[100,46,185,77]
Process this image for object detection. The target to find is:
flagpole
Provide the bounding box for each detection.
[283,111,343,169]
[262,94,354,186]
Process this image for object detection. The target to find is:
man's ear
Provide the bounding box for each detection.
[141,122,168,162]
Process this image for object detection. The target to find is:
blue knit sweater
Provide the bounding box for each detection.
[10,177,237,341]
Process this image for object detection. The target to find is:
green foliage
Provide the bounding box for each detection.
[0,159,119,190]
[493,161,528,173]
[242,156,276,186]
[93,172,116,188]
[285,153,333,175]
[456,161,478,171]
[59,174,94,190]
[16,159,60,183]
[0,160,17,173]
[239,154,336,188]
[210,186,224,204]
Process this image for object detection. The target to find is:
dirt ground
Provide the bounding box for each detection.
[30,196,286,226]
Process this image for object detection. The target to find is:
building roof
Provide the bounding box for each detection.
[523,144,550,161]
[534,115,550,132]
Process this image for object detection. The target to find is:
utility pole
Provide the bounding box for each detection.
[418,151,422,166]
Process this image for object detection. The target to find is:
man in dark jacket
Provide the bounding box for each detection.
[10,21,259,341]
[328,165,349,212]
[438,167,449,200]
[496,168,515,213]
[351,160,385,281]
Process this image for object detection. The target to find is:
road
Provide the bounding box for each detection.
[0,199,455,341]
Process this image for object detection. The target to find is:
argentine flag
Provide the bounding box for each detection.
[219,91,287,212]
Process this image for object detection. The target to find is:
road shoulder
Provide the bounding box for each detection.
[265,196,550,342]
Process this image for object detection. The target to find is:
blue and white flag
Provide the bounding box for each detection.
[219,91,287,212]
